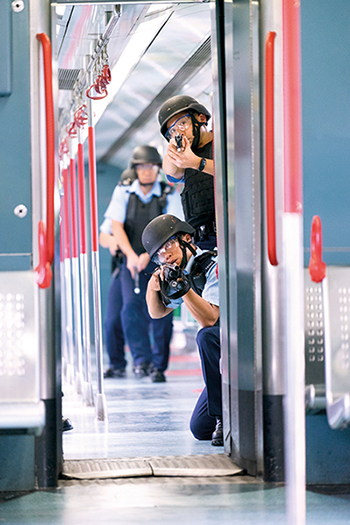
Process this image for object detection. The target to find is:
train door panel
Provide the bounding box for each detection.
[259,0,285,482]
[212,0,263,476]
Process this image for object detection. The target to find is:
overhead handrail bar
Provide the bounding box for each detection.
[59,5,121,130]
[35,33,55,288]
[265,31,278,266]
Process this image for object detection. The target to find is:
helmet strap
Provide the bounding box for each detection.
[177,237,196,269]
[190,114,203,150]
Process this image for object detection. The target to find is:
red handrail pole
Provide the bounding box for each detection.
[62,166,71,260]
[69,154,79,259]
[77,139,87,255]
[88,126,99,253]
[36,33,55,265]
[265,31,278,266]
[283,1,303,214]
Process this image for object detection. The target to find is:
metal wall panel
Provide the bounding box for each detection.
[212,0,262,476]
[0,0,32,265]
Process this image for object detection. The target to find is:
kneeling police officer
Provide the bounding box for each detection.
[142,214,223,445]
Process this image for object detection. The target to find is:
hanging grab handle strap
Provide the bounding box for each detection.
[308,215,326,283]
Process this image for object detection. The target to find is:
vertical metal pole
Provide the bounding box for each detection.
[60,212,68,381]
[77,125,94,407]
[61,157,75,386]
[69,138,84,395]
[87,71,107,421]
[283,1,305,523]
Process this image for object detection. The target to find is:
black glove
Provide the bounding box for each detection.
[159,265,191,304]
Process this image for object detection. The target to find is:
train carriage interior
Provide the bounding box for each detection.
[1,0,350,523]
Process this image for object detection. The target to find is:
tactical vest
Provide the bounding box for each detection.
[124,182,174,255]
[181,141,216,231]
[189,250,220,327]
[189,250,217,297]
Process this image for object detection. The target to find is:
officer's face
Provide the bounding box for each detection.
[166,112,207,145]
[157,234,192,266]
[136,164,159,186]
[167,111,194,144]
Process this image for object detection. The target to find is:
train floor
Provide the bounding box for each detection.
[1,322,350,524]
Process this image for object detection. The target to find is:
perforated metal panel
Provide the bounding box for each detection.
[304,275,325,387]
[0,271,44,431]
[326,268,350,398]
[0,272,38,402]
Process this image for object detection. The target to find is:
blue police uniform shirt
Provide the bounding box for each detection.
[104,178,184,223]
[100,217,112,235]
[165,247,219,310]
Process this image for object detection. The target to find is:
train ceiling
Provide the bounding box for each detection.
[55,2,213,170]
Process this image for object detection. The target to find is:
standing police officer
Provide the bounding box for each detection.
[100,168,137,379]
[104,146,183,382]
[142,214,223,445]
[158,95,216,250]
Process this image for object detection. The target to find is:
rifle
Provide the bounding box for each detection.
[175,133,183,152]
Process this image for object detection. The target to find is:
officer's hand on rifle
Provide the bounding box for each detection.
[148,268,162,293]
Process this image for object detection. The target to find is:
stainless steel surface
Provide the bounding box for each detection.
[220,0,262,475]
[71,256,84,394]
[324,267,350,429]
[0,271,45,432]
[63,455,242,479]
[91,250,107,421]
[282,213,306,525]
[80,252,94,406]
[210,0,232,453]
[64,257,75,385]
[260,0,284,397]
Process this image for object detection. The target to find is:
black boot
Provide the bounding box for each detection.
[211,417,223,446]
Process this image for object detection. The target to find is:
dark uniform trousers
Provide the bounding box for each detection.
[104,274,126,370]
[190,325,222,440]
[119,259,173,371]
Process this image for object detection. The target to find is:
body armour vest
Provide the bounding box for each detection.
[182,141,215,230]
[124,182,172,255]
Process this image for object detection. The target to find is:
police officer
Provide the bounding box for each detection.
[142,214,223,445]
[100,169,137,379]
[158,95,216,250]
[104,146,184,382]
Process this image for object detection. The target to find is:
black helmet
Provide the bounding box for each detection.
[158,95,211,138]
[142,214,194,260]
[130,145,162,168]
[118,167,137,186]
